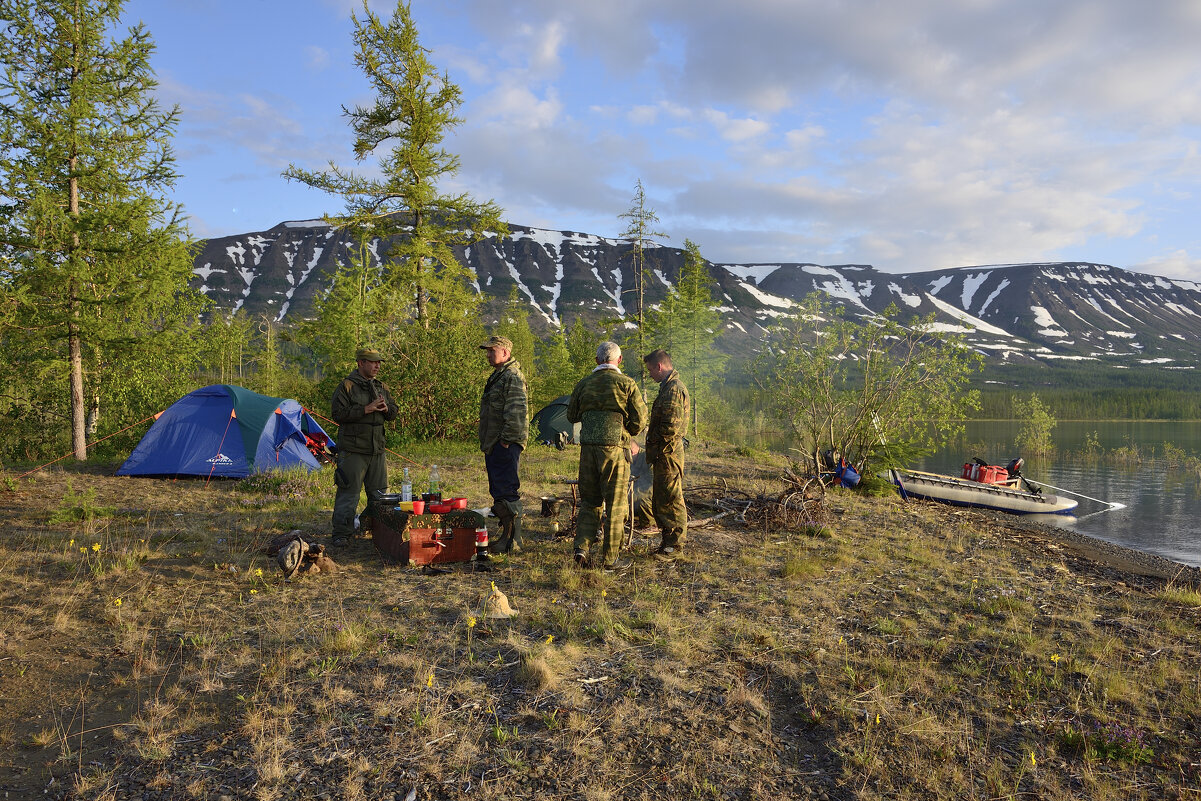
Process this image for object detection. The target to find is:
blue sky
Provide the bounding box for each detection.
[124,0,1201,280]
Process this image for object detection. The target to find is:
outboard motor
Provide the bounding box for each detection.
[1006,457,1025,478]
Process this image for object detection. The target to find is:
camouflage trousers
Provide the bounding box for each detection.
[574,444,630,564]
[651,451,687,548]
[332,450,388,538]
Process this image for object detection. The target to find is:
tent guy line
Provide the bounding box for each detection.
[16,413,159,480]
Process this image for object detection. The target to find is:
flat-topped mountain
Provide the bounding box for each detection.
[190,220,1201,369]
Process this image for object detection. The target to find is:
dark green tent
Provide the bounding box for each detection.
[531,395,581,447]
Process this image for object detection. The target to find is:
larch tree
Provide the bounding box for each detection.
[617,179,667,396]
[0,0,203,461]
[644,239,723,437]
[565,315,599,376]
[283,0,506,332]
[496,285,536,399]
[534,326,574,405]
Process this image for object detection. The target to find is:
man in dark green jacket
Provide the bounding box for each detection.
[566,341,647,570]
[643,349,690,559]
[478,335,528,553]
[331,348,397,546]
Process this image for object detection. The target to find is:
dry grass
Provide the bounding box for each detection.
[0,446,1199,800]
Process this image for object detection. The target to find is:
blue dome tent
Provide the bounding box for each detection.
[117,385,334,478]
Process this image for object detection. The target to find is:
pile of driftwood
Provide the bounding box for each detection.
[684,469,827,532]
[543,471,829,540]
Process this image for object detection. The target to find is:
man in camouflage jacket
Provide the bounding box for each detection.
[643,349,690,558]
[566,341,647,570]
[478,335,529,553]
[330,348,398,546]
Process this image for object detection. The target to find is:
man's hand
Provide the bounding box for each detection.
[366,398,388,414]
[629,440,640,456]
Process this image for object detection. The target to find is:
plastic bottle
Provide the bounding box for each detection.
[401,467,412,502]
[429,464,441,502]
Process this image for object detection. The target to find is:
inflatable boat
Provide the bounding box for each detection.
[887,458,1079,516]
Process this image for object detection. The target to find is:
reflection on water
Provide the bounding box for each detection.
[736,420,1201,567]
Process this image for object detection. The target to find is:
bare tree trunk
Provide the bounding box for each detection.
[69,314,87,460]
[68,139,86,460]
[86,390,99,439]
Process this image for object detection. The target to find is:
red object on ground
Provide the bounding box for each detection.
[370,512,477,565]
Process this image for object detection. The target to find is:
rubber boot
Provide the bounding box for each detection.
[504,498,524,551]
[489,502,513,554]
[490,499,524,554]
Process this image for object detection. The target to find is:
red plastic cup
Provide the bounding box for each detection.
[411,499,425,515]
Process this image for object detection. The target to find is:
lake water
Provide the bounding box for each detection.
[741,420,1201,568]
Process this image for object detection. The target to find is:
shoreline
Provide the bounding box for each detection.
[966,505,1201,584]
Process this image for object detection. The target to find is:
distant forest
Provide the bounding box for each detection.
[974,364,1201,420]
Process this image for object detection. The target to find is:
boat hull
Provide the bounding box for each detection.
[888,470,1079,516]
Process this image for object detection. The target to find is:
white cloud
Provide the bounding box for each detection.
[701,109,770,142]
[1135,251,1201,283]
[473,84,562,130]
[304,45,329,71]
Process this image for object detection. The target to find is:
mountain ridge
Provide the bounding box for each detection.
[190,220,1201,370]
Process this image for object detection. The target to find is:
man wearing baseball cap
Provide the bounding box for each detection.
[478,335,528,553]
[330,347,397,547]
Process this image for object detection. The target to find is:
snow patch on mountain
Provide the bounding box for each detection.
[960,272,990,310]
[928,275,953,295]
[925,294,1013,336]
[739,282,794,309]
[1031,305,1070,336]
[721,263,784,284]
[888,283,921,307]
[976,279,1010,315]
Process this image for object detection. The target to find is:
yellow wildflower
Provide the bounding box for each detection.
[79,546,86,553]
[113,598,122,607]
[68,539,74,547]
[426,673,434,688]
[254,567,263,578]
[545,635,554,644]
[1050,653,1060,665]
[392,606,399,612]
[249,589,258,595]
[91,543,101,552]
[601,589,607,598]
[467,616,477,629]
[1030,752,1037,768]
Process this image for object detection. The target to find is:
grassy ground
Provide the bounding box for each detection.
[1,442,1199,800]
